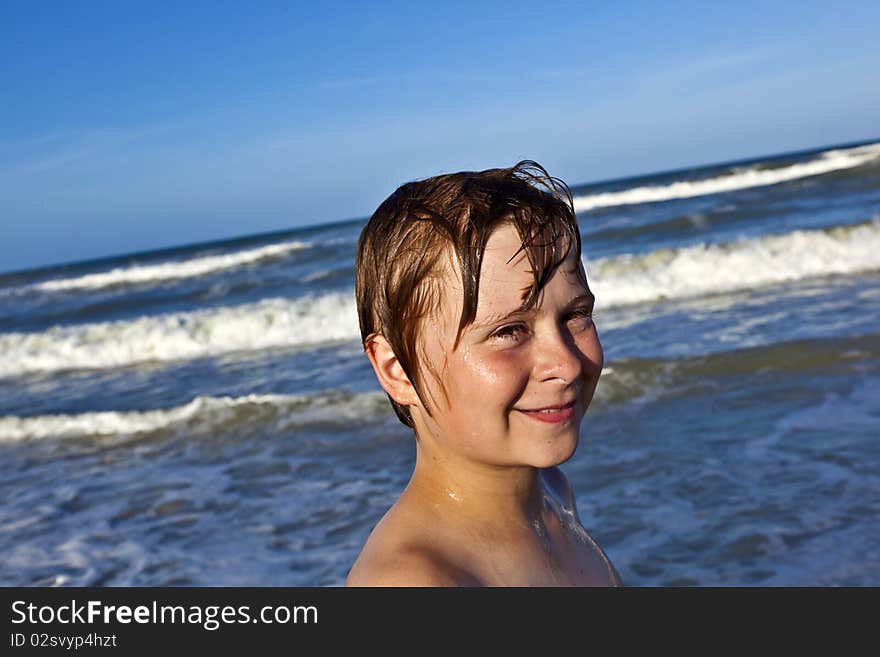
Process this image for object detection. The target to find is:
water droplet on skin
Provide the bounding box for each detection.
[447,490,462,502]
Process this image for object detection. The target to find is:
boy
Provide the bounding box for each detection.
[347,161,621,586]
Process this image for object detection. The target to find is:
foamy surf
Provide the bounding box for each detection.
[28,240,310,293]
[0,390,389,443]
[573,142,880,212]
[588,219,880,307]
[2,221,878,378]
[0,292,358,378]
[8,331,874,443]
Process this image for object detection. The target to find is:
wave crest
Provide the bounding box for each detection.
[0,292,357,378]
[589,220,880,307]
[2,221,878,378]
[573,143,880,212]
[0,390,389,443]
[29,241,310,293]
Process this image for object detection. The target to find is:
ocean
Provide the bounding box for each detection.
[1,140,878,586]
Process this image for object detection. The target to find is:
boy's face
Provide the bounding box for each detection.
[411,222,603,469]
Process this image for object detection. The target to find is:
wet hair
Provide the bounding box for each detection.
[355,160,584,428]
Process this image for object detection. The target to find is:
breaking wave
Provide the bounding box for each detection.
[2,221,878,378]
[0,390,389,443]
[588,219,880,307]
[573,142,880,212]
[29,241,310,293]
[0,293,357,378]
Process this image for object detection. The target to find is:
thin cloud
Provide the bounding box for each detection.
[0,120,193,179]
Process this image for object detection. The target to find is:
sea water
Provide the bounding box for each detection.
[1,140,878,585]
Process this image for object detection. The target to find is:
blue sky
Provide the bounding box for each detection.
[2,0,878,273]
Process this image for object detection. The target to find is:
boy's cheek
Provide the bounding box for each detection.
[577,334,603,371]
[467,351,523,381]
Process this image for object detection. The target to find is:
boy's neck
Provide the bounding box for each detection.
[405,447,548,532]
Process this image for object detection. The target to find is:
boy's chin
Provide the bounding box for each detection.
[524,436,580,469]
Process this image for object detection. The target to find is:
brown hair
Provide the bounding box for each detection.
[355,160,583,428]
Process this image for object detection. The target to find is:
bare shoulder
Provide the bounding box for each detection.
[541,466,623,586]
[540,466,579,517]
[346,545,476,587]
[345,500,480,587]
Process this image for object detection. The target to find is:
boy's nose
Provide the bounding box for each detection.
[534,328,583,385]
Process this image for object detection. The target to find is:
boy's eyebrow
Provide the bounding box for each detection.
[566,292,595,310]
[471,301,536,329]
[470,291,595,330]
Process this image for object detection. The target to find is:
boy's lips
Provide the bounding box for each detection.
[515,400,577,424]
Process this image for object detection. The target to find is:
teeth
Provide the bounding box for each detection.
[521,404,571,413]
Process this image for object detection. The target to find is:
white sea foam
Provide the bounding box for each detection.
[589,220,880,308]
[0,292,358,378]
[30,241,310,292]
[0,390,389,443]
[573,142,880,212]
[3,221,878,378]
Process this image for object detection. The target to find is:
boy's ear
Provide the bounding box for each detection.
[364,334,420,407]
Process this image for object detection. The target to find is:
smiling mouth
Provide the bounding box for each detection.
[516,401,576,423]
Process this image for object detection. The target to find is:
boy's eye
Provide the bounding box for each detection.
[567,307,595,326]
[493,323,527,340]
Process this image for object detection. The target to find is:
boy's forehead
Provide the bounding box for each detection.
[432,224,583,336]
[427,236,523,333]
[481,230,534,281]
[478,249,584,319]
[434,225,583,326]
[481,223,581,289]
[434,227,534,297]
[478,248,536,314]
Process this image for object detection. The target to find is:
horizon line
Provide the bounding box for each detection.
[3,135,877,278]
